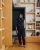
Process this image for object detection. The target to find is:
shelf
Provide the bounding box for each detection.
[17,2,35,4]
[36,27,40,29]
[36,26,40,28]
[36,14,40,17]
[36,28,40,30]
[26,36,40,38]
[36,26,40,27]
[26,22,36,24]
[25,29,36,31]
[0,28,4,31]
[36,21,40,23]
[25,12,35,14]
[36,7,40,9]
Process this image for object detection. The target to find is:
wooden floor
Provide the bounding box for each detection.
[5,43,40,50]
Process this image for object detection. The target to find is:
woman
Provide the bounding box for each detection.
[16,13,25,47]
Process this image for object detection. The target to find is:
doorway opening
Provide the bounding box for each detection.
[12,5,25,45]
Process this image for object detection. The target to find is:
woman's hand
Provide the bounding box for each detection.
[16,27,18,33]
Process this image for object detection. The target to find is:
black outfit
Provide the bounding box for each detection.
[16,16,25,45]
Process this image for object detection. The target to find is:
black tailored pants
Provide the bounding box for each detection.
[18,29,25,45]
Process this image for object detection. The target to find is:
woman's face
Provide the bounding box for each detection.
[19,14,23,18]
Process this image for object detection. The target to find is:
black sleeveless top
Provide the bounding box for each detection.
[16,17,24,30]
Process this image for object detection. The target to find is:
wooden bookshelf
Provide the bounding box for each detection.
[36,5,40,30]
[23,0,40,42]
[24,0,36,39]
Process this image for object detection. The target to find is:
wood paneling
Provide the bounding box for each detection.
[4,0,12,46]
[0,32,2,48]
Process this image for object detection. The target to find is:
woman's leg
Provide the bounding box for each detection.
[18,30,22,45]
[22,29,25,45]
[22,34,25,45]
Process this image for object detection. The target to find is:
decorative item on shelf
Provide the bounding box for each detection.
[36,9,40,15]
[36,17,40,21]
[30,9,35,13]
[36,32,40,36]
[37,12,39,14]
[36,23,40,26]
[31,32,35,36]
[26,32,32,37]
[36,24,39,26]
[28,24,32,29]
[36,9,38,13]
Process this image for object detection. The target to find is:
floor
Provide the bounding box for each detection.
[5,43,40,50]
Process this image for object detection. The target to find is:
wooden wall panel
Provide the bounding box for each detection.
[4,0,12,46]
[0,32,2,48]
